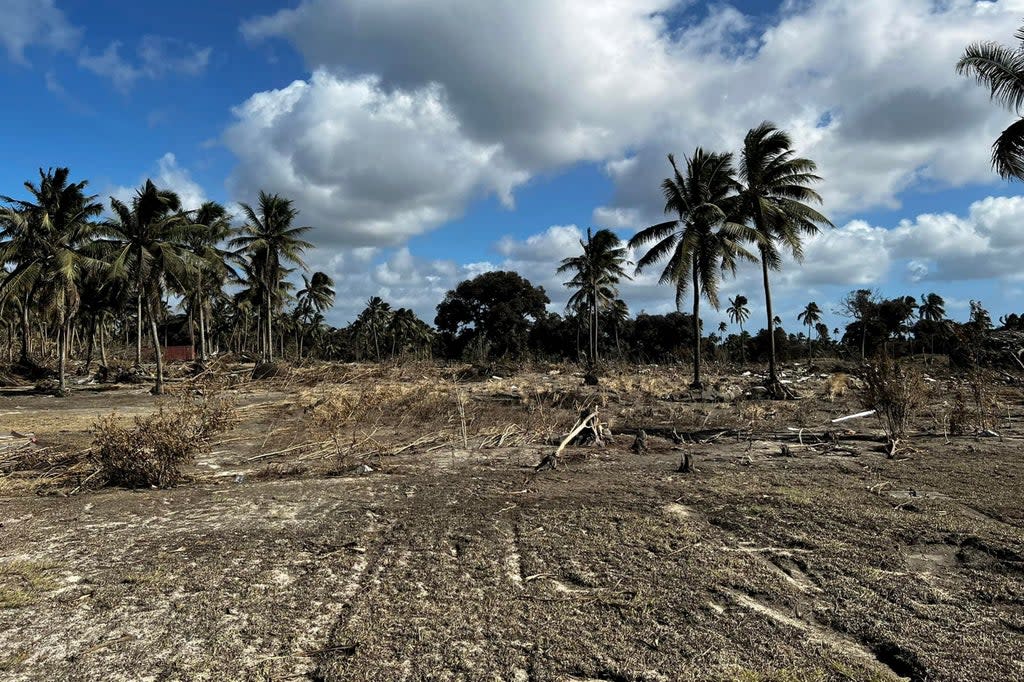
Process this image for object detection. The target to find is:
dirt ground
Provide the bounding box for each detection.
[0,360,1021,681]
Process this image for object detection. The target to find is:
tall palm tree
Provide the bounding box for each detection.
[797,301,822,361]
[957,25,1024,180]
[607,298,630,357]
[736,122,832,394]
[629,150,756,390]
[231,192,313,362]
[99,180,197,394]
[726,294,750,362]
[296,271,335,358]
[358,296,392,361]
[557,228,631,367]
[0,168,102,392]
[184,201,234,362]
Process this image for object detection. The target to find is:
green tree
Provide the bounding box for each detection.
[957,25,1024,180]
[435,271,550,360]
[0,168,103,392]
[100,180,196,393]
[736,122,832,393]
[629,150,756,389]
[184,201,235,362]
[726,294,751,362]
[557,228,631,367]
[295,271,335,358]
[797,301,822,361]
[231,192,313,362]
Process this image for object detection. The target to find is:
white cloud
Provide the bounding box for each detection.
[0,0,80,63]
[79,36,211,91]
[224,71,528,247]
[238,0,1024,245]
[109,153,207,212]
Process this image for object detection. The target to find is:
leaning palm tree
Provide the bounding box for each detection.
[231,192,313,362]
[99,180,197,394]
[557,228,632,367]
[797,301,822,361]
[629,150,757,390]
[736,122,832,395]
[0,168,103,393]
[726,294,751,362]
[957,25,1024,180]
[918,292,945,322]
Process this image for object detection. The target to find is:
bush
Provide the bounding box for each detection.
[858,354,924,456]
[93,394,235,488]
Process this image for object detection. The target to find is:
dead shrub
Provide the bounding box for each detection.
[858,355,925,456]
[824,373,850,402]
[93,394,235,488]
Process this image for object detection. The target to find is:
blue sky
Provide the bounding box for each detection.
[3,0,1024,331]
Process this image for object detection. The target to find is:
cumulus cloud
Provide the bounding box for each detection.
[224,71,527,247]
[0,0,80,63]
[108,153,207,212]
[236,0,1024,248]
[79,36,211,91]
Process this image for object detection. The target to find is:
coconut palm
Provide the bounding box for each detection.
[99,180,198,394]
[957,25,1024,180]
[797,301,822,361]
[0,168,102,391]
[296,271,335,358]
[183,201,234,362]
[918,292,945,322]
[736,122,832,394]
[629,150,756,390]
[231,192,313,362]
[558,228,631,367]
[358,296,392,360]
[726,294,750,362]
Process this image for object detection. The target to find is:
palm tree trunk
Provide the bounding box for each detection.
[99,317,108,367]
[187,307,195,357]
[198,300,208,362]
[807,322,812,362]
[136,292,144,366]
[20,302,30,362]
[84,315,97,374]
[57,320,67,394]
[148,299,165,395]
[760,252,778,384]
[739,322,746,364]
[266,288,274,362]
[691,266,702,390]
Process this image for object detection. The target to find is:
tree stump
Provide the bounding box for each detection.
[677,451,693,473]
[630,429,648,454]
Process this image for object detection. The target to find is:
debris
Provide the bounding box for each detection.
[534,452,558,472]
[831,409,877,424]
[677,451,693,473]
[233,474,246,484]
[357,463,375,474]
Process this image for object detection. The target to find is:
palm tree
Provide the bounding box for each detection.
[558,228,631,367]
[231,192,313,362]
[736,122,832,394]
[629,150,756,390]
[358,296,392,360]
[0,168,103,392]
[99,180,197,394]
[183,201,234,362]
[918,293,945,322]
[726,294,750,362]
[957,25,1024,180]
[296,271,335,358]
[797,301,822,361]
[607,298,630,357]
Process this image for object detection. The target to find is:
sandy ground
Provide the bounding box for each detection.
[0,362,1022,681]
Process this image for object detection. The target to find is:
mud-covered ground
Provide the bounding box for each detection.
[0,361,1022,681]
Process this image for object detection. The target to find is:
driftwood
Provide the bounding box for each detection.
[617,425,889,445]
[535,409,602,472]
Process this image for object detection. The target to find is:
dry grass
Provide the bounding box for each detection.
[0,559,57,610]
[92,393,235,488]
[858,355,926,454]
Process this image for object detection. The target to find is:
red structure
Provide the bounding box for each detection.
[161,345,195,361]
